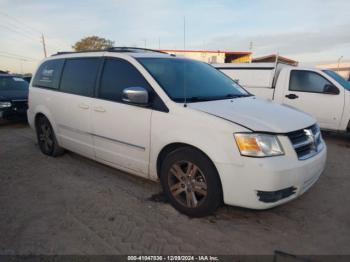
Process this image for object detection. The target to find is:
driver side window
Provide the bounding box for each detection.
[289,70,337,94]
[98,58,151,102]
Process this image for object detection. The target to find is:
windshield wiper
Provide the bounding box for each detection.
[186,96,213,102]
[173,94,251,103]
[225,93,251,98]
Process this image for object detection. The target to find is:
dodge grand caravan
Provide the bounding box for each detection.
[28,47,327,217]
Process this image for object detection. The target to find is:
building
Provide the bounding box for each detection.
[252,54,298,66]
[316,62,350,80]
[160,49,252,64]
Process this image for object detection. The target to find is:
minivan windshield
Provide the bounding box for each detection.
[0,76,29,91]
[323,70,350,91]
[137,58,249,102]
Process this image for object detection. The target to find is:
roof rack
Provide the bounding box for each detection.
[52,47,168,56]
[106,47,167,54]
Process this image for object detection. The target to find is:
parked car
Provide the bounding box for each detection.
[22,76,32,83]
[214,63,350,133]
[0,74,29,120]
[28,48,327,217]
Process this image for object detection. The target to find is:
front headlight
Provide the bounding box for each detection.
[234,133,284,157]
[0,101,12,108]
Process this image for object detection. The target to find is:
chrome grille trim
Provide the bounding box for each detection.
[287,124,323,160]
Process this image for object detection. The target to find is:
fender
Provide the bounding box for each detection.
[148,108,247,180]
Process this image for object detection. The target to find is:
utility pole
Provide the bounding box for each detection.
[183,16,186,50]
[19,59,23,74]
[337,56,343,72]
[41,34,47,58]
[249,41,253,63]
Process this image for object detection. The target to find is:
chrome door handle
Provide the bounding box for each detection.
[78,103,89,109]
[94,106,106,112]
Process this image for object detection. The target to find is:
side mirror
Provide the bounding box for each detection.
[122,87,149,105]
[323,84,339,95]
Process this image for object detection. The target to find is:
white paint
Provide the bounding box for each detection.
[28,52,327,210]
[215,63,350,132]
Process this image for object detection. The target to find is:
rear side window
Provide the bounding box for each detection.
[98,58,151,102]
[289,70,332,93]
[60,58,100,96]
[32,59,64,89]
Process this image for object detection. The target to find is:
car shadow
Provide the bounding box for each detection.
[321,130,350,148]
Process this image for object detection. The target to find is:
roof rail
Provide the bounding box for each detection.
[106,47,167,54]
[51,47,168,56]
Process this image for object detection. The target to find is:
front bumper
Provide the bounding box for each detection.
[216,137,327,209]
[0,101,28,120]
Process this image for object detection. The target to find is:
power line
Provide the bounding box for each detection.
[0,15,41,37]
[0,51,40,61]
[0,11,42,35]
[0,11,69,51]
[0,54,38,62]
[0,24,40,42]
[0,23,66,55]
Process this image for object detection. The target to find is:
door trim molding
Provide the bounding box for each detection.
[58,124,146,151]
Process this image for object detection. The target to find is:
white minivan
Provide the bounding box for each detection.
[28,48,327,217]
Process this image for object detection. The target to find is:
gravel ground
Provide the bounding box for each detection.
[0,122,349,255]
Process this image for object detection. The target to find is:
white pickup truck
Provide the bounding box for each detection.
[214,63,350,132]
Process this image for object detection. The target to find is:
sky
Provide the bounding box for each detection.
[0,0,350,73]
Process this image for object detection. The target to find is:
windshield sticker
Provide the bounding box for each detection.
[13,77,25,82]
[40,68,54,82]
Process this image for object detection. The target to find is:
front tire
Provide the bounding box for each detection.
[36,116,64,157]
[160,147,222,217]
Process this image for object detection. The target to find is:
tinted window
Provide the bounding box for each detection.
[60,58,100,96]
[32,59,64,89]
[99,58,151,102]
[0,76,28,91]
[137,58,248,102]
[289,70,333,93]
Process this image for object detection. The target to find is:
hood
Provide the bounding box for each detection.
[0,89,28,101]
[188,96,316,133]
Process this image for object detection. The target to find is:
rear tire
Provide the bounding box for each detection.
[36,116,65,157]
[160,147,222,217]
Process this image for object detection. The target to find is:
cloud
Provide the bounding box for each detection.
[201,23,350,62]
[1,0,350,72]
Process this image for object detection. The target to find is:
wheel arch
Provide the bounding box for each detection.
[33,110,61,144]
[34,112,47,129]
[156,142,223,194]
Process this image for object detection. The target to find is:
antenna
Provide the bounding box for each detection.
[271,52,279,100]
[183,16,187,107]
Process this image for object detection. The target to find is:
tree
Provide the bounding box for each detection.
[72,36,114,51]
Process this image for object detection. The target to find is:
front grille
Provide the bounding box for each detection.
[287,124,323,160]
[11,99,28,113]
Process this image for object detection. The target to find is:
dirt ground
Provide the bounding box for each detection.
[0,122,349,255]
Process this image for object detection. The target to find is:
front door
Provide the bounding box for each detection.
[91,57,153,177]
[282,69,344,130]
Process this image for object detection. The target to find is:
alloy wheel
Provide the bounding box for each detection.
[38,120,54,153]
[168,161,208,208]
